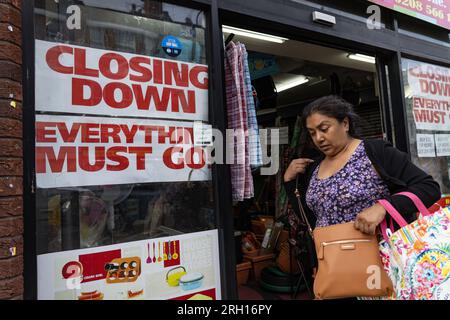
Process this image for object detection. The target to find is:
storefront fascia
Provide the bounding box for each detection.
[21,0,449,300]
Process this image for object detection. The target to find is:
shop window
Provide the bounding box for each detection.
[402,58,450,196]
[33,0,214,255]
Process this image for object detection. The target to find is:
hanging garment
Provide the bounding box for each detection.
[239,43,263,170]
[224,41,253,201]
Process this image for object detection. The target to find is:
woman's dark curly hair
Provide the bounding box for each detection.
[299,95,363,149]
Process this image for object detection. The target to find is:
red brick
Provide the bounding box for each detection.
[0,216,23,237]
[0,40,21,64]
[0,4,21,28]
[0,196,22,217]
[0,118,22,138]
[0,177,22,196]
[0,100,22,120]
[0,61,21,82]
[0,79,22,101]
[0,275,23,299]
[0,22,21,45]
[0,158,22,176]
[10,0,21,11]
[0,138,22,157]
[0,256,23,278]
[0,235,22,258]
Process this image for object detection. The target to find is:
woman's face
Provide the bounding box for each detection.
[306,112,350,157]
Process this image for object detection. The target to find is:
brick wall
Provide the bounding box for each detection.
[0,0,23,300]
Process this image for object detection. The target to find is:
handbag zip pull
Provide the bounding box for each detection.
[318,239,372,260]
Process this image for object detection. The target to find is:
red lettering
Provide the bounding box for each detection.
[133,85,170,111]
[36,146,76,173]
[72,78,102,106]
[81,123,100,143]
[120,125,138,144]
[138,125,159,144]
[74,48,99,77]
[158,126,175,144]
[170,127,194,144]
[128,147,152,170]
[57,122,81,143]
[103,82,133,109]
[129,57,152,82]
[163,147,184,169]
[78,146,105,172]
[106,146,129,171]
[190,66,208,89]
[36,122,57,143]
[153,59,163,84]
[164,61,188,87]
[46,45,74,74]
[101,124,121,143]
[186,147,205,169]
[171,89,196,113]
[99,53,128,80]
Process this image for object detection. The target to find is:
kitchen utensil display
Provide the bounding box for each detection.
[179,272,204,291]
[146,243,151,264]
[168,241,172,260]
[163,242,168,261]
[172,241,179,260]
[158,242,162,263]
[166,266,187,287]
[153,242,156,263]
[106,257,141,283]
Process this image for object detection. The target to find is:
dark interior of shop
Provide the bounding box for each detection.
[223,27,385,299]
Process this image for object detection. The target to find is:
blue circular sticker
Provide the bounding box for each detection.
[161,36,183,57]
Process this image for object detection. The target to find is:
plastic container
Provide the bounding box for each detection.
[166,266,187,287]
[179,272,204,291]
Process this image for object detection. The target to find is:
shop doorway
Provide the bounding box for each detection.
[222,24,386,300]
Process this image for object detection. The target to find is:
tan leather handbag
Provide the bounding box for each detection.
[294,177,393,299]
[312,222,393,299]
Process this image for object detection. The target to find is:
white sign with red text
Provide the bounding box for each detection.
[35,40,208,121]
[35,114,211,188]
[406,59,450,131]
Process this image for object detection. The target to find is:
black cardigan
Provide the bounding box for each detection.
[284,139,441,229]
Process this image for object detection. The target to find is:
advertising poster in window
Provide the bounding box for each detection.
[35,40,209,122]
[37,230,221,300]
[35,114,211,188]
[405,59,450,131]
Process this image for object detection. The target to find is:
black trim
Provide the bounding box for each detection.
[22,0,37,300]
[207,0,238,300]
[217,0,449,63]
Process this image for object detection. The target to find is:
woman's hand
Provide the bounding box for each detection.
[284,158,314,182]
[354,203,386,235]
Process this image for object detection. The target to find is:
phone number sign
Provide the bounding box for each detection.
[369,0,450,30]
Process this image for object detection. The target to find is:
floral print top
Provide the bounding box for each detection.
[305,141,390,227]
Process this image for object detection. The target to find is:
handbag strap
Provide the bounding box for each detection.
[378,199,408,242]
[395,191,431,217]
[295,175,314,239]
[378,192,432,241]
